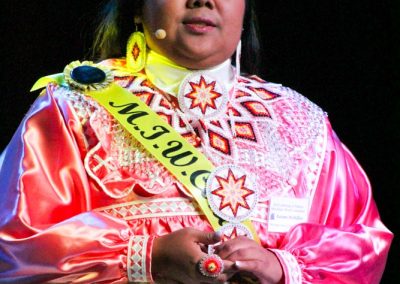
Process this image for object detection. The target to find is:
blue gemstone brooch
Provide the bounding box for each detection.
[64,61,113,91]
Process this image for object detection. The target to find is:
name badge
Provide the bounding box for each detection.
[268,197,309,233]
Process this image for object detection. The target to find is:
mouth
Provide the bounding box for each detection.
[183,17,217,34]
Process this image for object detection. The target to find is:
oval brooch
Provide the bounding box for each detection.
[64,60,113,91]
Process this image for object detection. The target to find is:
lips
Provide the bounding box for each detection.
[183,17,217,27]
[183,17,217,34]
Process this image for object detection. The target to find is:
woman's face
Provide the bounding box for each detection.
[141,0,246,69]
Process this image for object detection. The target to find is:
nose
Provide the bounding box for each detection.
[186,0,214,9]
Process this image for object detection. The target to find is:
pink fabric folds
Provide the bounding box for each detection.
[0,68,393,283]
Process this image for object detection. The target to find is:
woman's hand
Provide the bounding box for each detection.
[151,228,233,283]
[215,237,284,284]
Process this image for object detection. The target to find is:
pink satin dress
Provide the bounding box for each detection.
[0,59,393,283]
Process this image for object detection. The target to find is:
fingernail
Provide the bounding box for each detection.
[234,261,241,269]
[214,231,222,240]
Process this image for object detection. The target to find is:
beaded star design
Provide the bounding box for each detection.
[222,227,239,242]
[185,76,222,114]
[211,169,255,217]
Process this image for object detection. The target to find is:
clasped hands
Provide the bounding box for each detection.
[151,228,283,284]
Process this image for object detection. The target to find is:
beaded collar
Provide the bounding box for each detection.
[145,51,236,121]
[145,50,236,97]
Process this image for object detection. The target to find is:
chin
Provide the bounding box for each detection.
[173,51,230,70]
[164,39,231,69]
[183,60,221,70]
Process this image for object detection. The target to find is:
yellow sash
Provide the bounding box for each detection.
[32,74,259,242]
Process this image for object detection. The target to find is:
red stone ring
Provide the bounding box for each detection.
[198,254,224,278]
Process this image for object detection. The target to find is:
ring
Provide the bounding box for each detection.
[198,254,224,278]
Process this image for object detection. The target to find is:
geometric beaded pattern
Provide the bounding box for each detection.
[63,60,326,205]
[95,197,202,220]
[127,236,149,282]
[95,197,271,224]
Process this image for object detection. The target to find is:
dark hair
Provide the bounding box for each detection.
[92,0,260,74]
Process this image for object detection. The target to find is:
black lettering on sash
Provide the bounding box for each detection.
[140,125,170,140]
[212,211,225,226]
[189,170,211,190]
[162,141,198,167]
[109,102,148,125]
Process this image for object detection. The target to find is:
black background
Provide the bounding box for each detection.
[1,1,399,282]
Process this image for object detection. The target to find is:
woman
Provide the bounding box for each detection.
[0,0,392,283]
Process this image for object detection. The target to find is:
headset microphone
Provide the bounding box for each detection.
[154,29,167,40]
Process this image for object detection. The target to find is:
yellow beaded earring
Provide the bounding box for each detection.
[126,17,147,73]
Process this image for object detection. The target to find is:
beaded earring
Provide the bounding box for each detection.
[126,17,147,73]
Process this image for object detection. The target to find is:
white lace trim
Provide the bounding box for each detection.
[95,197,272,224]
[59,73,326,202]
[127,236,150,282]
[95,197,202,220]
[62,87,158,169]
[270,249,302,284]
[305,121,328,204]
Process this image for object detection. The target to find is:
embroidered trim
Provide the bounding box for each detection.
[84,142,134,199]
[64,89,177,198]
[127,235,152,282]
[95,198,202,220]
[95,197,270,224]
[306,121,328,204]
[60,69,326,204]
[270,249,302,284]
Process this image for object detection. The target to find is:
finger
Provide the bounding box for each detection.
[154,277,181,284]
[215,272,231,283]
[222,259,236,273]
[234,259,263,274]
[217,270,237,283]
[199,243,208,253]
[194,230,222,245]
[230,271,260,284]
[215,238,258,259]
[235,251,284,284]
[222,247,264,262]
[199,272,233,284]
[199,273,230,284]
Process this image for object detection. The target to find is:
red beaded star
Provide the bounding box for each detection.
[211,169,254,217]
[222,227,239,242]
[185,76,222,114]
